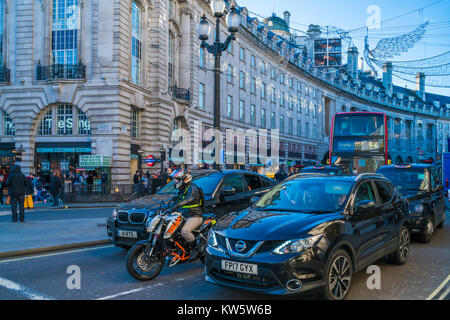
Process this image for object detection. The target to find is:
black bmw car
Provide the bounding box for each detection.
[377,164,446,243]
[107,170,275,249]
[205,174,411,300]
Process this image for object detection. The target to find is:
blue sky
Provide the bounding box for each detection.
[237,0,450,96]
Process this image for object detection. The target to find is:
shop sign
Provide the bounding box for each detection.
[37,147,92,153]
[79,155,111,167]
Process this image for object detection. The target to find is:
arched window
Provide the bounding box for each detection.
[37,105,91,136]
[51,0,80,65]
[2,111,15,136]
[131,1,142,85]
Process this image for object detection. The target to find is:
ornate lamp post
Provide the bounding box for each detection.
[197,1,241,167]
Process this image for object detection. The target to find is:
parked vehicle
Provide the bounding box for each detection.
[300,166,349,176]
[107,170,275,249]
[377,164,445,243]
[205,174,411,300]
[443,153,450,195]
[125,200,216,281]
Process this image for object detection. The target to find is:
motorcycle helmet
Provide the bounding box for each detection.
[173,169,192,190]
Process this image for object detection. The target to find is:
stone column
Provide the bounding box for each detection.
[179,6,192,91]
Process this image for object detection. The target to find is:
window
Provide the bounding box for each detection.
[244,174,263,191]
[168,32,175,88]
[251,55,256,68]
[239,47,245,61]
[306,101,310,115]
[227,41,233,54]
[227,95,233,118]
[305,122,310,138]
[131,107,139,138]
[261,108,266,128]
[289,78,293,89]
[313,104,317,117]
[375,181,394,203]
[261,61,266,74]
[261,82,266,99]
[288,118,293,135]
[51,0,80,65]
[271,87,276,103]
[38,110,53,136]
[222,174,245,193]
[0,0,5,66]
[280,73,285,84]
[227,64,233,83]
[239,100,245,122]
[280,92,285,107]
[297,81,302,92]
[239,71,245,89]
[199,47,206,68]
[313,124,317,140]
[199,83,205,110]
[131,1,142,84]
[280,115,285,133]
[288,96,293,110]
[2,111,15,136]
[354,181,376,205]
[271,68,276,79]
[297,120,302,137]
[297,98,302,113]
[251,77,256,94]
[250,105,256,125]
[56,105,73,135]
[271,112,276,129]
[77,110,91,135]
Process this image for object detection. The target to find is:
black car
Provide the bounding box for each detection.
[107,170,275,249]
[300,166,348,176]
[205,174,410,300]
[377,164,446,243]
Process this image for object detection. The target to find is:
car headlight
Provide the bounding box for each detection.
[273,235,322,255]
[208,230,218,248]
[411,203,424,215]
[112,209,118,219]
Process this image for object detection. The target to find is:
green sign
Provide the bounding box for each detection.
[79,155,111,167]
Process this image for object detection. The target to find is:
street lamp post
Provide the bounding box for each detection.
[197,1,241,167]
[159,145,166,175]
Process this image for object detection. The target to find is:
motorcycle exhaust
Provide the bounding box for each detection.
[286,279,303,292]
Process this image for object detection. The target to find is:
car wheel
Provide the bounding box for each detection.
[436,212,445,229]
[323,249,353,300]
[418,216,434,243]
[389,225,410,265]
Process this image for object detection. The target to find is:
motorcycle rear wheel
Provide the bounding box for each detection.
[126,244,164,281]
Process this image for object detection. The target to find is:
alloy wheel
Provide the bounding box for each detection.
[399,229,410,262]
[328,255,352,300]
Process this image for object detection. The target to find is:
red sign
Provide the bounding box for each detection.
[145,155,156,167]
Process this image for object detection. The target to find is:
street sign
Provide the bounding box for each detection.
[145,155,156,167]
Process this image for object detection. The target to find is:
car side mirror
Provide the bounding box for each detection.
[221,186,237,196]
[354,200,376,216]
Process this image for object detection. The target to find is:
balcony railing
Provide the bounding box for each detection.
[37,63,86,81]
[170,85,190,102]
[0,65,10,83]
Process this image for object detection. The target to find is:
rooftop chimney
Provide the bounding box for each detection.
[347,47,359,79]
[416,72,426,101]
[283,11,290,27]
[383,62,393,95]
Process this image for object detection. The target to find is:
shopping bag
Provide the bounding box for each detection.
[24,196,28,209]
[27,195,34,209]
[5,195,10,205]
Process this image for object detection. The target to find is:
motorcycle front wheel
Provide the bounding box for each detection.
[126,243,164,281]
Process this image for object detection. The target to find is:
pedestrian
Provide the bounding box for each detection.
[86,172,94,194]
[133,170,139,192]
[101,171,108,195]
[0,175,5,207]
[6,165,28,222]
[49,170,62,207]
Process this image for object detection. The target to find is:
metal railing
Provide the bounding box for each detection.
[170,85,190,102]
[0,65,10,83]
[37,63,86,81]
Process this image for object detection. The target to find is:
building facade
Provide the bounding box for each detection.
[0,0,449,185]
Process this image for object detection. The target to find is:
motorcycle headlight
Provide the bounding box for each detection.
[273,235,322,255]
[146,216,160,233]
[208,230,218,248]
[411,203,424,215]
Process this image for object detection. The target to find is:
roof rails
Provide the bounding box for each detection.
[355,173,386,181]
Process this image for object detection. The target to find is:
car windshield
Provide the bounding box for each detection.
[157,173,223,195]
[255,179,354,213]
[377,167,429,191]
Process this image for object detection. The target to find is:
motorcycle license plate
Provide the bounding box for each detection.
[118,230,138,238]
[221,260,258,275]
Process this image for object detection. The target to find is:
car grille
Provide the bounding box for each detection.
[117,211,129,223]
[216,234,284,254]
[129,212,146,224]
[211,270,278,289]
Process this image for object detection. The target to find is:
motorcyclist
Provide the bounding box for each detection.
[171,169,204,260]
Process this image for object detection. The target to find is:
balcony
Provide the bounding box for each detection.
[170,85,190,103]
[0,65,10,83]
[36,63,86,81]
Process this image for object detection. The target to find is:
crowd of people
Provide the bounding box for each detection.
[275,165,301,182]
[132,168,173,196]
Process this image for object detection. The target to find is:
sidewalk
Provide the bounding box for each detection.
[0,202,122,259]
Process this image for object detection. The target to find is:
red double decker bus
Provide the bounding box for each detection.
[329,112,388,174]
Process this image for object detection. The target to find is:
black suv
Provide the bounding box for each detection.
[205,174,410,300]
[377,164,446,243]
[107,170,275,249]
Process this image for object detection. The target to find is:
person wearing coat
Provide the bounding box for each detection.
[49,171,62,207]
[6,165,28,222]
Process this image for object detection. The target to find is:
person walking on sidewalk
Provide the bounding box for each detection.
[50,171,62,207]
[0,175,5,207]
[6,165,28,223]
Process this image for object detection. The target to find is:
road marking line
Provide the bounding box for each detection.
[438,285,450,300]
[426,275,450,300]
[0,245,114,264]
[0,276,55,300]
